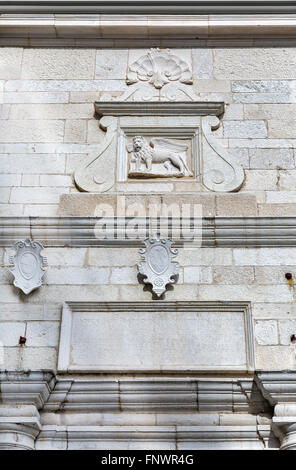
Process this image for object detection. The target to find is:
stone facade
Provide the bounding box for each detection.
[2,6,296,450]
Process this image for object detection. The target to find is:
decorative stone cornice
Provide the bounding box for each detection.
[40,375,269,414]
[255,371,296,450]
[36,424,273,450]
[1,2,296,15]
[0,371,56,408]
[255,371,296,406]
[94,102,224,117]
[0,370,270,414]
[2,12,296,41]
[1,216,296,247]
[0,371,276,449]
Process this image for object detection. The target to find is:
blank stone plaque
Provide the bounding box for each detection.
[58,302,254,373]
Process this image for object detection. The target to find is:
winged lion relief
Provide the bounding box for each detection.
[127,136,193,178]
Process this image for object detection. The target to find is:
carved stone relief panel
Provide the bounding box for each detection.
[138,236,179,297]
[127,135,193,178]
[8,239,47,295]
[126,48,193,90]
[74,101,244,193]
[74,47,245,193]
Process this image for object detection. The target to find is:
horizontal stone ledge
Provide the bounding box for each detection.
[1,216,296,247]
[95,102,224,117]
[66,300,251,312]
[1,1,296,15]
[2,13,296,39]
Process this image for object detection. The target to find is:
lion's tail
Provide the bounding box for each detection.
[180,155,193,176]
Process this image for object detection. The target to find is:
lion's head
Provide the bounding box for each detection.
[133,136,147,152]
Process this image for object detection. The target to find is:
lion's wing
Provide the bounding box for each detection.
[150,138,188,153]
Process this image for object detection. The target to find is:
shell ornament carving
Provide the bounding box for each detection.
[8,239,47,294]
[138,236,179,297]
[127,48,193,89]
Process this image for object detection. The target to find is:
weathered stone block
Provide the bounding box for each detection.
[232,81,291,93]
[279,320,296,345]
[23,205,59,217]
[255,266,296,284]
[243,170,278,190]
[3,91,69,103]
[0,121,64,143]
[0,188,10,203]
[0,322,25,346]
[64,120,87,143]
[234,248,296,266]
[258,203,296,216]
[249,149,294,170]
[88,248,138,267]
[96,49,128,79]
[0,104,10,119]
[10,103,93,120]
[183,267,212,284]
[255,321,278,345]
[0,204,23,216]
[26,321,60,347]
[234,93,293,104]
[266,191,296,203]
[216,194,257,216]
[21,175,39,187]
[192,49,213,79]
[0,154,66,174]
[223,121,267,139]
[269,120,296,138]
[45,267,109,285]
[256,345,294,369]
[0,48,23,79]
[10,187,68,204]
[253,303,296,319]
[39,175,72,187]
[22,49,96,79]
[223,104,244,120]
[199,285,293,302]
[0,174,21,187]
[4,346,57,370]
[279,170,296,190]
[214,48,296,80]
[195,79,230,92]
[4,79,128,92]
[212,267,254,285]
[44,248,87,267]
[110,267,136,284]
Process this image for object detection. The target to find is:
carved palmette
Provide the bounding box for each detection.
[138,236,179,297]
[8,239,47,294]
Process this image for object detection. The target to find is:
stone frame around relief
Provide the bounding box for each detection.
[117,123,200,183]
[72,100,225,193]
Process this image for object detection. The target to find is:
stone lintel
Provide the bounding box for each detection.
[94,101,225,118]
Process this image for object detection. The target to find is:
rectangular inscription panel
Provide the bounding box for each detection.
[58,302,254,373]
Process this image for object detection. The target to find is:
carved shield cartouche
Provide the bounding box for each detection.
[138,237,179,297]
[9,239,47,295]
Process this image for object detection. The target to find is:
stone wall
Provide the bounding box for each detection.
[1,245,296,372]
[1,46,296,216]
[1,41,296,450]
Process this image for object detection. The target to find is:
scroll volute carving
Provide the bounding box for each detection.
[202,116,244,193]
[74,116,117,193]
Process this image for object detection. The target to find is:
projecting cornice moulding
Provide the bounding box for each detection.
[1,216,296,247]
[1,1,296,15]
[2,12,296,41]
[95,102,224,117]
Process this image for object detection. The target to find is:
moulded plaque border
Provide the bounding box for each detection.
[57,301,255,374]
